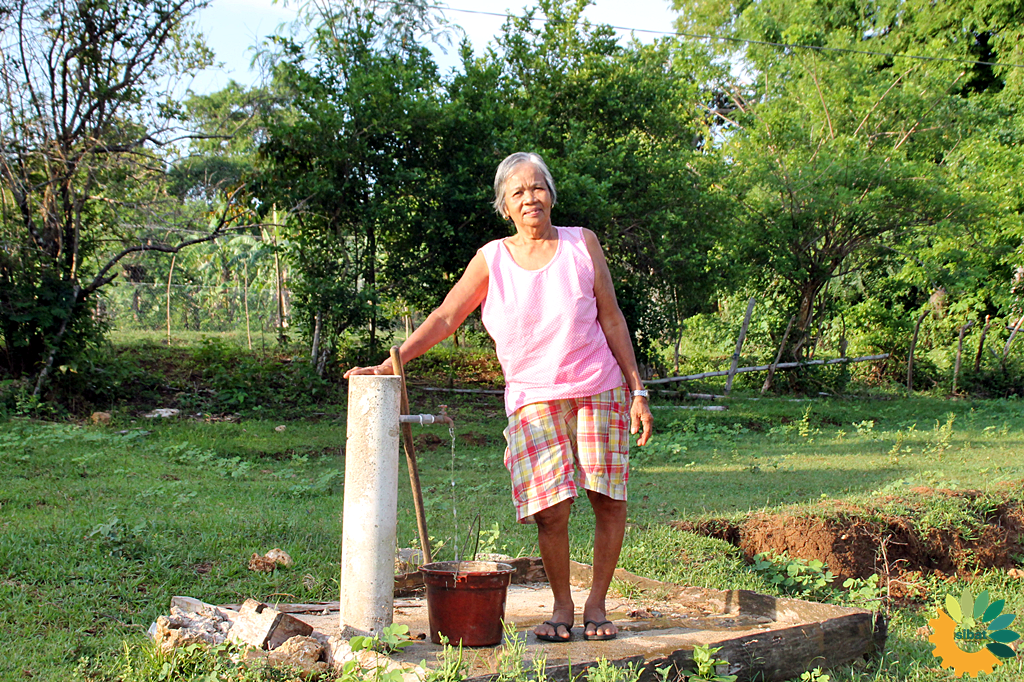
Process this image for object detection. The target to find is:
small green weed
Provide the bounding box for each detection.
[425,635,466,682]
[838,574,884,607]
[689,643,737,681]
[751,551,835,597]
[853,420,875,435]
[349,623,415,655]
[799,667,831,682]
[585,658,642,682]
[924,412,957,458]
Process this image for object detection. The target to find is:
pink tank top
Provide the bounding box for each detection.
[480,226,623,415]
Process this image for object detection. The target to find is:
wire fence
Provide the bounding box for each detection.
[100,282,291,335]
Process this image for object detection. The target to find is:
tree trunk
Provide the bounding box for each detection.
[367,218,376,353]
[793,280,825,360]
[311,312,323,364]
[243,261,252,351]
[273,214,286,342]
[32,283,82,397]
[762,315,795,394]
[166,254,176,345]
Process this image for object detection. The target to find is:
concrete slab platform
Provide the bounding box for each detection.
[285,560,885,682]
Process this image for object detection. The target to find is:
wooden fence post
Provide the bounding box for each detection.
[973,315,991,372]
[725,297,756,395]
[952,320,974,395]
[907,309,929,392]
[761,315,795,395]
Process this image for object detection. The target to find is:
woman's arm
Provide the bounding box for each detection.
[343,252,490,378]
[582,229,653,446]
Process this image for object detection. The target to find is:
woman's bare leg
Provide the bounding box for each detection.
[584,489,627,638]
[533,498,574,639]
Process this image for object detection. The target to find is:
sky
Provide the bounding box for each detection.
[188,0,682,94]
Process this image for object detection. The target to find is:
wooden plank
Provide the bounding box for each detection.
[714,611,882,682]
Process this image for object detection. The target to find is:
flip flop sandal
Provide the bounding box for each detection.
[583,620,617,641]
[535,621,573,642]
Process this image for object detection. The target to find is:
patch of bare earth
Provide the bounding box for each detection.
[672,485,1024,595]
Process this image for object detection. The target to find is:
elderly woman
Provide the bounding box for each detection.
[344,152,652,642]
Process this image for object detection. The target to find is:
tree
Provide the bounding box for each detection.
[256,1,453,357]
[673,0,1020,366]
[0,0,256,394]
[258,0,732,368]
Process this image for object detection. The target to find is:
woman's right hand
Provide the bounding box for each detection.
[342,360,394,379]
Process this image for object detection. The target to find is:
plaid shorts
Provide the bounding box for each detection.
[502,386,630,523]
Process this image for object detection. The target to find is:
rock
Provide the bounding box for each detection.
[227,598,313,650]
[150,600,234,652]
[89,412,112,425]
[265,548,293,567]
[143,408,180,419]
[249,548,292,572]
[267,635,325,674]
[249,552,277,572]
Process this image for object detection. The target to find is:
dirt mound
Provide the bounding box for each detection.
[673,489,1024,586]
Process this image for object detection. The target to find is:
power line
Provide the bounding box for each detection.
[435,3,1024,70]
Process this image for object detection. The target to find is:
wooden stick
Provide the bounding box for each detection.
[418,354,890,393]
[645,354,890,384]
[391,346,432,565]
[1002,314,1024,362]
[762,315,795,395]
[952,320,974,395]
[725,297,756,395]
[907,310,929,392]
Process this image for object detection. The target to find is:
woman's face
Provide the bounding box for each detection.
[503,163,552,231]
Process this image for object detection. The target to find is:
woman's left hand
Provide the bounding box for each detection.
[630,397,653,446]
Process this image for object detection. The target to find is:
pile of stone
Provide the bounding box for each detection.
[150,596,426,680]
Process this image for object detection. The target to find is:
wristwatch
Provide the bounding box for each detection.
[631,389,649,399]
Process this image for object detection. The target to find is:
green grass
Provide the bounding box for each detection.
[2,395,1023,681]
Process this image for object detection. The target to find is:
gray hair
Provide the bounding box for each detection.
[492,152,558,218]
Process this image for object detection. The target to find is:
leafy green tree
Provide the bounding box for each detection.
[256,1,452,357]
[0,0,256,394]
[673,0,1021,372]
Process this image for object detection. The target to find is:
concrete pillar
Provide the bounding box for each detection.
[340,375,402,637]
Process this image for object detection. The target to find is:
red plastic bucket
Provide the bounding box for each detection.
[420,560,515,647]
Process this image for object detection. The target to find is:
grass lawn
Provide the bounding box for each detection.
[1,394,1023,681]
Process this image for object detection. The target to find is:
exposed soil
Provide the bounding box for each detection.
[672,484,1024,593]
